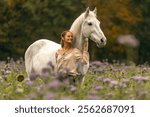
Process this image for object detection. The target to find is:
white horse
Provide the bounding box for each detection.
[25,7,106,79]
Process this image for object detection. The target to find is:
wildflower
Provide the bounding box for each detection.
[94,67,105,73]
[140,77,149,82]
[131,76,140,81]
[87,95,100,100]
[110,80,118,85]
[109,80,119,88]
[47,80,62,90]
[26,93,37,100]
[131,76,149,83]
[97,76,104,81]
[43,93,55,100]
[25,79,33,86]
[106,93,113,99]
[69,85,77,92]
[29,73,39,81]
[89,65,97,72]
[90,90,98,95]
[122,79,129,84]
[136,90,148,99]
[90,61,102,67]
[63,79,70,86]
[95,85,103,91]
[56,68,69,79]
[103,78,111,84]
[41,61,55,76]
[42,67,51,77]
[60,96,74,100]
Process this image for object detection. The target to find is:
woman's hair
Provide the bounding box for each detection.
[60,30,73,47]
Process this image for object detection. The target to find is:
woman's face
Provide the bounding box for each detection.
[63,32,73,44]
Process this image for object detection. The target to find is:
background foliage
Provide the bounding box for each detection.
[0,0,149,64]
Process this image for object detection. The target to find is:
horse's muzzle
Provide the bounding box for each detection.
[97,38,107,48]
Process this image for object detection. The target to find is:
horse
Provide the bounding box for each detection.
[25,7,107,80]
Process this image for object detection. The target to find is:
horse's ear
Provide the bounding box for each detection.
[93,7,97,15]
[85,7,90,18]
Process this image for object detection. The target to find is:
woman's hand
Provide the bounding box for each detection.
[83,38,88,52]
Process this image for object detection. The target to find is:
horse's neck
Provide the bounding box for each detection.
[74,34,84,51]
[70,14,84,52]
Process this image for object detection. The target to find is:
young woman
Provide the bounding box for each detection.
[56,30,89,84]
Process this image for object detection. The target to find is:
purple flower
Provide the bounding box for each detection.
[47,80,62,89]
[87,95,100,100]
[60,96,74,100]
[90,61,103,67]
[56,68,69,78]
[26,93,37,100]
[109,80,119,88]
[103,78,111,84]
[43,93,55,100]
[106,93,114,99]
[122,79,129,84]
[110,80,118,85]
[95,85,103,91]
[25,79,33,86]
[131,76,149,82]
[94,67,105,73]
[141,77,149,82]
[69,85,77,92]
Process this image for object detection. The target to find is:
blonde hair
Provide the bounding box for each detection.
[60,30,73,47]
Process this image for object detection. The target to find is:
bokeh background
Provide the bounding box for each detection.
[0,0,149,64]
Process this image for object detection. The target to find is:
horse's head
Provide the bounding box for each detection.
[81,7,107,47]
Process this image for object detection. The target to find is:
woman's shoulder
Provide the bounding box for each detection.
[56,48,63,54]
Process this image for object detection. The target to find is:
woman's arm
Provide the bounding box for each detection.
[74,38,89,64]
[83,38,88,52]
[82,38,89,64]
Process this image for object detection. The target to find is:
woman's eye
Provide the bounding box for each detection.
[88,22,92,26]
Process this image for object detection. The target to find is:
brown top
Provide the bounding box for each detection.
[56,48,89,76]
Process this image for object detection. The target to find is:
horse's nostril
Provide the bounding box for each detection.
[100,38,104,43]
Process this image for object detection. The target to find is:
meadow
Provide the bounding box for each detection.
[0,58,150,100]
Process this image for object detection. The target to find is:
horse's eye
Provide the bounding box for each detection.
[88,22,92,26]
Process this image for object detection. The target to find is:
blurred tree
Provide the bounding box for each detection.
[0,0,85,59]
[131,0,150,63]
[0,0,36,58]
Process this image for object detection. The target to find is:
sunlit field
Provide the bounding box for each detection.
[0,58,150,100]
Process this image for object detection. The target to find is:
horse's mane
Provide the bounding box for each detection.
[69,13,85,50]
[69,13,85,37]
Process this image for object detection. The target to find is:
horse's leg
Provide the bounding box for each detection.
[81,76,85,86]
